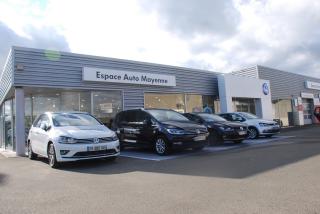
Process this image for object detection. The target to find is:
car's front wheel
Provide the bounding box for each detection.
[248,127,259,139]
[154,137,171,156]
[47,143,59,168]
[27,142,37,160]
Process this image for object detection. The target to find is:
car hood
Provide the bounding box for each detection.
[162,121,206,130]
[54,125,114,139]
[208,121,246,128]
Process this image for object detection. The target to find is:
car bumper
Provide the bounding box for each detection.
[258,126,281,135]
[168,134,209,149]
[221,131,248,141]
[55,140,120,162]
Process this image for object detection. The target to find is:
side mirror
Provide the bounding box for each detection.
[41,123,51,131]
[143,119,151,125]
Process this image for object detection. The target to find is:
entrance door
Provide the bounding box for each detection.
[302,98,313,124]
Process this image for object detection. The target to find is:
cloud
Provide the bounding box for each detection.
[0,21,70,71]
[139,0,320,78]
[0,0,319,79]
[139,0,240,39]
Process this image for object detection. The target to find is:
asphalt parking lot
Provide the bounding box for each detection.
[1,125,320,214]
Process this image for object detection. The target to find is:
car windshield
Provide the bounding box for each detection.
[52,113,102,127]
[238,112,259,119]
[146,109,189,122]
[198,113,227,122]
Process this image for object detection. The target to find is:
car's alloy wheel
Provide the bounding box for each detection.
[28,142,37,160]
[248,127,258,139]
[48,144,59,168]
[155,137,170,155]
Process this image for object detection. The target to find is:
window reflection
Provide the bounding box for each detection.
[186,94,203,112]
[4,100,13,150]
[92,91,122,125]
[145,93,186,113]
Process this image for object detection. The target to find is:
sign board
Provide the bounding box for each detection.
[305,81,320,90]
[301,92,314,99]
[83,67,176,87]
[99,103,113,113]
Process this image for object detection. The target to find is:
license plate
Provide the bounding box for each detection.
[238,131,247,135]
[193,135,206,141]
[87,145,107,151]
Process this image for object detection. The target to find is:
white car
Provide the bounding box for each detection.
[27,112,120,168]
[219,112,280,139]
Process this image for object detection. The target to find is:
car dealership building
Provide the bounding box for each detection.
[1,46,320,155]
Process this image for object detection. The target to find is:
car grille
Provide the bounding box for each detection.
[76,137,116,144]
[183,128,208,135]
[73,149,117,157]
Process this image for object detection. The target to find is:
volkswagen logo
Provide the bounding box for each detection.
[93,138,100,144]
[262,83,269,95]
[196,129,200,134]
[240,127,243,130]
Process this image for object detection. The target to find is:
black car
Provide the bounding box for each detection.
[112,108,209,155]
[183,113,248,144]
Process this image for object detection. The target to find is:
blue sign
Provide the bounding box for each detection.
[262,83,269,95]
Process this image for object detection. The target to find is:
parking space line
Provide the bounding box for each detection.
[120,136,295,161]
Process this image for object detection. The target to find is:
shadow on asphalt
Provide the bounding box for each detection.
[30,126,320,179]
[0,173,8,185]
[55,138,320,179]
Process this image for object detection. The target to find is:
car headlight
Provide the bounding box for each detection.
[259,123,270,127]
[58,136,77,144]
[110,133,118,141]
[166,128,185,135]
[219,126,234,131]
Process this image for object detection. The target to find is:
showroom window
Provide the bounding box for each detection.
[144,93,186,113]
[92,91,123,125]
[272,99,293,126]
[203,95,219,113]
[32,94,60,119]
[0,104,4,149]
[232,98,256,114]
[28,89,122,127]
[186,94,203,112]
[4,99,13,150]
[145,93,218,113]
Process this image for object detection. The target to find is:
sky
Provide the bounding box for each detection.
[0,0,319,78]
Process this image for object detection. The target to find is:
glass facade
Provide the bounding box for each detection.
[92,91,123,125]
[4,100,13,150]
[144,93,186,113]
[27,90,122,127]
[0,104,4,149]
[232,98,256,114]
[186,94,203,113]
[144,93,218,113]
[272,99,293,126]
[302,98,313,124]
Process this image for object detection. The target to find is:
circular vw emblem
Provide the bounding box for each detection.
[93,138,100,144]
[262,83,269,95]
[196,129,200,134]
[240,127,243,130]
